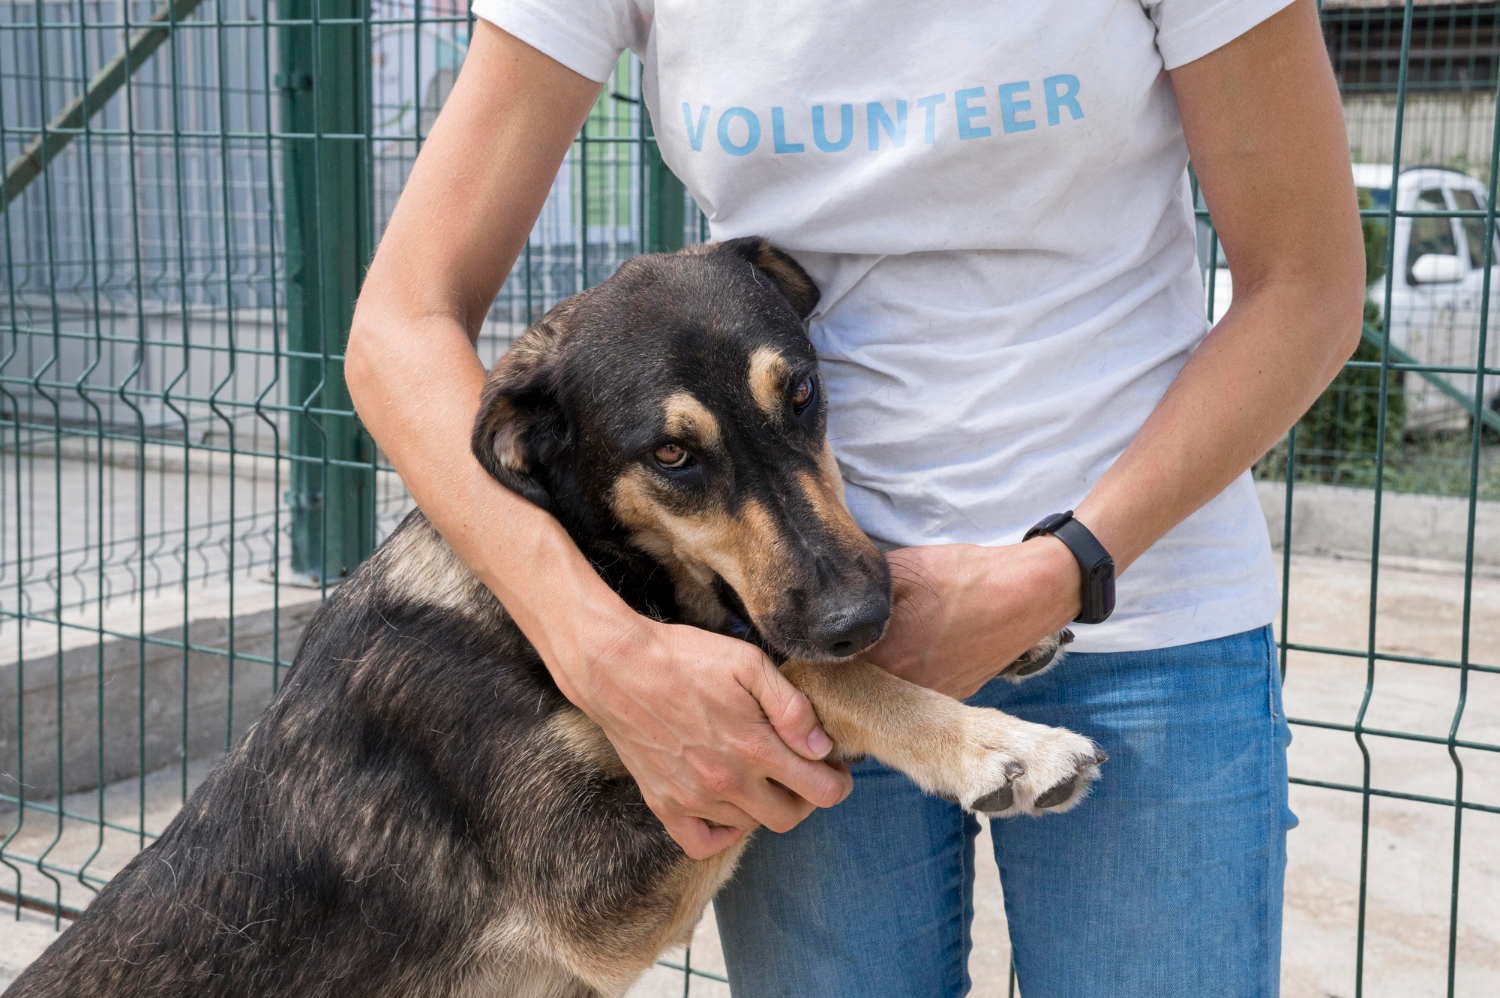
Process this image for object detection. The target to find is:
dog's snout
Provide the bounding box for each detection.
[809,599,890,658]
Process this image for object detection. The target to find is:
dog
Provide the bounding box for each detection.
[7,237,1104,998]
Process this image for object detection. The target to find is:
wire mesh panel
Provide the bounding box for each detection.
[0,1,1496,996]
[1207,5,1499,996]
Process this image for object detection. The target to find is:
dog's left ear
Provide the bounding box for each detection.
[715,236,821,319]
[471,313,572,512]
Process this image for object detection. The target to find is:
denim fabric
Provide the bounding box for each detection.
[714,625,1295,998]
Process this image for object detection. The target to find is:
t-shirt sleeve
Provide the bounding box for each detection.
[469,0,645,83]
[1142,0,1298,70]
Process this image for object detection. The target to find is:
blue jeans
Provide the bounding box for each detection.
[715,626,1294,998]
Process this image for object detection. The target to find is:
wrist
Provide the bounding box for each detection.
[1017,535,1084,619]
[966,539,1081,623]
[549,593,652,713]
[1071,495,1141,574]
[473,518,645,707]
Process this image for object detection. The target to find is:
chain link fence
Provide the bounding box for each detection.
[0,1,1496,995]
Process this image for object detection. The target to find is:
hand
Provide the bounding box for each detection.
[563,615,854,860]
[863,540,1082,699]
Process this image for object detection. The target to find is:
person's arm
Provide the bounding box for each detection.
[865,0,1365,697]
[346,20,851,861]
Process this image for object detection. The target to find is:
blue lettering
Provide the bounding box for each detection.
[998,81,1036,134]
[717,107,761,156]
[1043,75,1084,126]
[686,80,1075,156]
[954,87,990,140]
[867,100,907,150]
[682,103,710,151]
[812,104,854,153]
[915,93,946,144]
[772,107,804,153]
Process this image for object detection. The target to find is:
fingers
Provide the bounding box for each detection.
[763,750,854,811]
[692,739,838,829]
[602,624,856,855]
[740,775,822,833]
[738,651,833,761]
[733,649,853,811]
[653,764,825,846]
[661,814,749,861]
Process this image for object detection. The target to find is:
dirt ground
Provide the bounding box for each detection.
[2,552,1496,996]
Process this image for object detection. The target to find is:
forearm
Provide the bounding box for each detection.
[344,18,631,701]
[1075,280,1360,571]
[345,22,848,855]
[1077,0,1366,572]
[345,314,633,704]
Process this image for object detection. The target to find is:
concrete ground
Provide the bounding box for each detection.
[3,551,1497,996]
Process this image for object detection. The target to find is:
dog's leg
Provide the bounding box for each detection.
[781,657,1104,817]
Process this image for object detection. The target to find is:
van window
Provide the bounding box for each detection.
[1407,188,1458,283]
[1451,188,1496,268]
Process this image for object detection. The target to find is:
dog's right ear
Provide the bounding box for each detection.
[471,317,571,512]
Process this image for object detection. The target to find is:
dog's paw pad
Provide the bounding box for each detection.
[973,785,1015,812]
[948,713,1105,817]
[1025,746,1106,813]
[1033,774,1079,809]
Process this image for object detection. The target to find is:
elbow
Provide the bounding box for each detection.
[1303,235,1370,384]
[1331,253,1370,371]
[344,304,383,419]
[1315,293,1367,391]
[1331,291,1366,368]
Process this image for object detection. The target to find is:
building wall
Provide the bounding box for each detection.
[1344,90,1496,177]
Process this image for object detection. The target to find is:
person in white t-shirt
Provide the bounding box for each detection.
[347,0,1363,992]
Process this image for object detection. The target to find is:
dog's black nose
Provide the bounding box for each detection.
[809,601,889,658]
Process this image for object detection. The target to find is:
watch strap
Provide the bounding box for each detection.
[1023,511,1116,625]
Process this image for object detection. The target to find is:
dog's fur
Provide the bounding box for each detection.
[7,238,1103,998]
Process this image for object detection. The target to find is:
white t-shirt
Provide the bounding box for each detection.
[473,0,1293,652]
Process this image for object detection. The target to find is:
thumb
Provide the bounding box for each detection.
[738,651,833,762]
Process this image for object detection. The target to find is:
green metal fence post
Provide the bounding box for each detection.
[644,114,686,254]
[279,0,375,583]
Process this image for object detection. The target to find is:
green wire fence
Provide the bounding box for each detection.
[0,1,1496,995]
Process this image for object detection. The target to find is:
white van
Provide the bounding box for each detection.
[1203,164,1500,431]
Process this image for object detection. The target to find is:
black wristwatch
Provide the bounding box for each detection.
[1023,511,1116,625]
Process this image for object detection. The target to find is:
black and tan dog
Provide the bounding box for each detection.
[8,238,1104,998]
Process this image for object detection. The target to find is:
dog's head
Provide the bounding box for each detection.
[472,237,890,661]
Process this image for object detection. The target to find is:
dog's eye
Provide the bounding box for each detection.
[653,443,694,470]
[791,377,816,414]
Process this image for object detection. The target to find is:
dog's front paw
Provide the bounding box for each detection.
[998,628,1073,683]
[944,708,1104,817]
